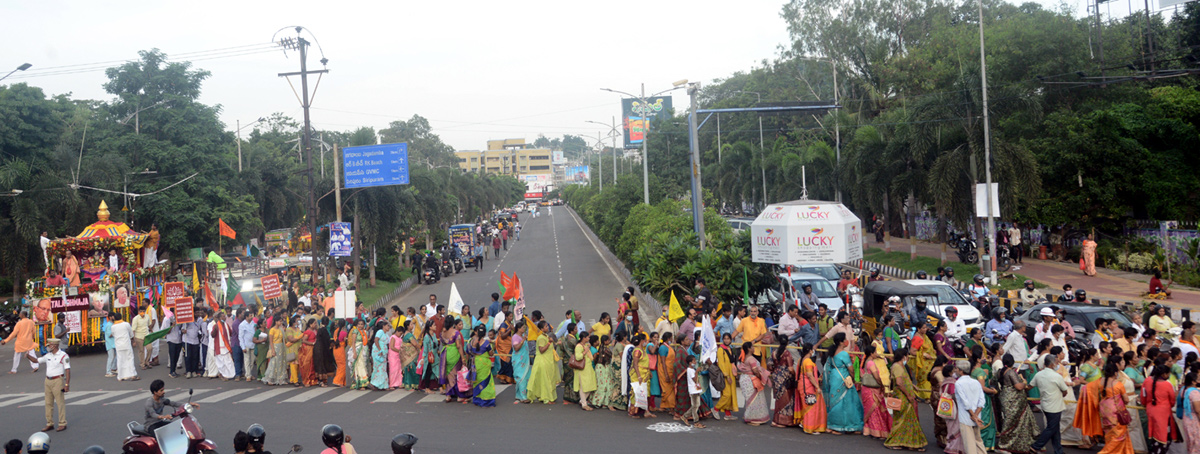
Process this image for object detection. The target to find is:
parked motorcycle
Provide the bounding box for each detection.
[122,389,217,454]
[0,310,17,340]
[956,238,979,264]
[947,231,965,249]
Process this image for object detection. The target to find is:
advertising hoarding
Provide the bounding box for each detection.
[566,166,590,184]
[329,222,353,257]
[343,143,409,189]
[750,202,864,265]
[551,150,565,164]
[520,174,551,193]
[621,96,673,149]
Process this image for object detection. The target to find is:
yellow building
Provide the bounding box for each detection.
[455,138,553,177]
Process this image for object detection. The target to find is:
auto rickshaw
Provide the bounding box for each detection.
[861,280,942,337]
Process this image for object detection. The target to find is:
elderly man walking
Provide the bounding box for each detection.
[2,310,39,374]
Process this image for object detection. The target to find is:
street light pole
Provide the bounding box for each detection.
[235,117,265,172]
[0,63,32,83]
[978,0,998,285]
[686,81,705,250]
[601,84,683,205]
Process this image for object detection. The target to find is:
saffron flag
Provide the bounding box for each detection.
[191,263,199,293]
[229,293,246,306]
[218,218,236,239]
[668,290,686,323]
[204,281,219,312]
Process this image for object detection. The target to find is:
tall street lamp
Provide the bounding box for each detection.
[236,117,267,172]
[585,118,621,186]
[977,0,998,285]
[731,90,768,206]
[795,57,841,202]
[0,63,32,82]
[600,82,685,205]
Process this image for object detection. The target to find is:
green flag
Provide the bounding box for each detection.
[225,271,240,303]
[143,326,171,344]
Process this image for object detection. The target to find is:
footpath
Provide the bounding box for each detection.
[899,240,1200,310]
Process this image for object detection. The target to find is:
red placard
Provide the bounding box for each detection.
[50,294,91,313]
[162,282,186,310]
[174,297,195,323]
[261,274,282,300]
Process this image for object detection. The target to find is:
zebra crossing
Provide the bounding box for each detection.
[0,384,516,408]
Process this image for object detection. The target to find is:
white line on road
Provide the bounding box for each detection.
[70,390,137,406]
[168,389,212,403]
[0,394,45,407]
[236,387,291,403]
[373,389,412,403]
[22,391,104,407]
[198,389,255,403]
[561,295,565,301]
[417,393,446,403]
[326,390,370,403]
[282,387,336,403]
[565,206,625,286]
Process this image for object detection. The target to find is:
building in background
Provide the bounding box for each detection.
[455,138,555,199]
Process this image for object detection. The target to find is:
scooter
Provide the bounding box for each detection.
[122,389,218,454]
[422,266,439,285]
[440,258,453,278]
[451,257,464,274]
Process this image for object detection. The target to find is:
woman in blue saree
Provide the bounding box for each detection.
[469,325,496,407]
[417,319,440,393]
[512,321,531,404]
[824,332,864,434]
[369,322,391,390]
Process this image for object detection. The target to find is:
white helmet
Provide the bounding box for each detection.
[27,431,50,454]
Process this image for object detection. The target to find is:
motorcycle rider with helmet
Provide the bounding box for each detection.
[321,424,356,454]
[1018,280,1045,307]
[1074,288,1088,303]
[26,432,49,454]
[390,434,418,454]
[247,423,269,454]
[968,274,989,299]
[942,267,958,285]
[944,306,967,340]
[984,307,1013,347]
[915,269,928,280]
[868,267,884,282]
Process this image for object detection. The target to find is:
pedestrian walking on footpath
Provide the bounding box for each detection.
[25,337,69,432]
[3,310,39,374]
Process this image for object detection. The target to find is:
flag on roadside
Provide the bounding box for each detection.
[229,293,246,306]
[191,263,199,293]
[514,275,526,319]
[668,290,685,323]
[448,282,465,315]
[219,218,236,239]
[204,281,219,312]
[225,274,239,303]
[743,267,750,305]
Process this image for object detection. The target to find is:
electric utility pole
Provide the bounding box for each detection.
[278,26,329,285]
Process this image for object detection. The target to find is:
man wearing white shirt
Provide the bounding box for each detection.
[955,360,987,454]
[26,338,69,432]
[945,307,967,339]
[238,311,256,381]
[1002,320,1029,370]
[39,231,50,267]
[777,305,801,341]
[424,295,438,318]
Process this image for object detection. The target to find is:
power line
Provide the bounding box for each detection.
[6,43,281,80]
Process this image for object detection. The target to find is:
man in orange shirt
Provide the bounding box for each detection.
[2,310,39,374]
[734,305,770,360]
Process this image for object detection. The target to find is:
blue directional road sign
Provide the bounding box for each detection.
[343,143,409,189]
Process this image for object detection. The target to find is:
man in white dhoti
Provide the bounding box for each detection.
[149,303,162,366]
[39,232,50,267]
[208,311,235,380]
[111,313,139,381]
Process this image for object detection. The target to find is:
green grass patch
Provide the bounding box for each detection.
[356,269,415,306]
[861,248,1037,292]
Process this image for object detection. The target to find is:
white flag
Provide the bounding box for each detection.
[448,283,465,316]
[494,311,506,331]
[700,315,717,365]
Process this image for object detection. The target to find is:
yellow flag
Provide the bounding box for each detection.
[525,315,542,341]
[668,290,685,322]
[191,263,199,293]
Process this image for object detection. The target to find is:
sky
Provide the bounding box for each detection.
[2,0,1170,151]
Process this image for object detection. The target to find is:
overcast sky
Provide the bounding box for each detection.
[2,0,1145,151]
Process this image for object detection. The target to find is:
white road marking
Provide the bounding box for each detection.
[561,295,565,301]
[197,389,254,403]
[565,206,626,286]
[417,393,447,403]
[282,387,336,403]
[494,384,510,395]
[168,389,212,403]
[70,390,137,406]
[0,394,45,407]
[326,390,371,403]
[235,387,292,403]
[21,391,105,407]
[373,389,412,403]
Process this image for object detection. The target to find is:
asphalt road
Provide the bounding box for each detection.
[0,206,1094,453]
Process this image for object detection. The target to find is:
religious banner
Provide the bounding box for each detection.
[261,274,282,300]
[50,294,91,313]
[162,282,186,311]
[63,311,82,334]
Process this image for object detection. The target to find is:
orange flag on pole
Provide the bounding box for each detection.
[218,218,236,239]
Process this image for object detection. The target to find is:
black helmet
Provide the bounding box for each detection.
[82,446,106,454]
[945,267,955,275]
[916,270,928,279]
[946,306,958,313]
[391,433,419,454]
[322,424,345,448]
[870,267,880,275]
[1024,279,1034,288]
[801,283,812,290]
[973,274,984,284]
[247,423,266,445]
[1074,289,1088,301]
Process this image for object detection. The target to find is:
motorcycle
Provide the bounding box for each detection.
[947,231,965,249]
[956,237,979,264]
[122,389,217,454]
[996,244,1012,272]
[440,258,453,278]
[0,310,17,340]
[422,266,439,285]
[451,257,464,274]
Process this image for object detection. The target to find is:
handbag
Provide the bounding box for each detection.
[936,383,957,419]
[886,396,903,411]
[568,353,585,370]
[1080,258,1086,270]
[631,382,649,409]
[1102,389,1132,426]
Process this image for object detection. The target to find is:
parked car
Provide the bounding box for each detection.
[725,217,753,234]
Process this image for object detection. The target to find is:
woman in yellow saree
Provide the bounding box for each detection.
[907,322,936,400]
